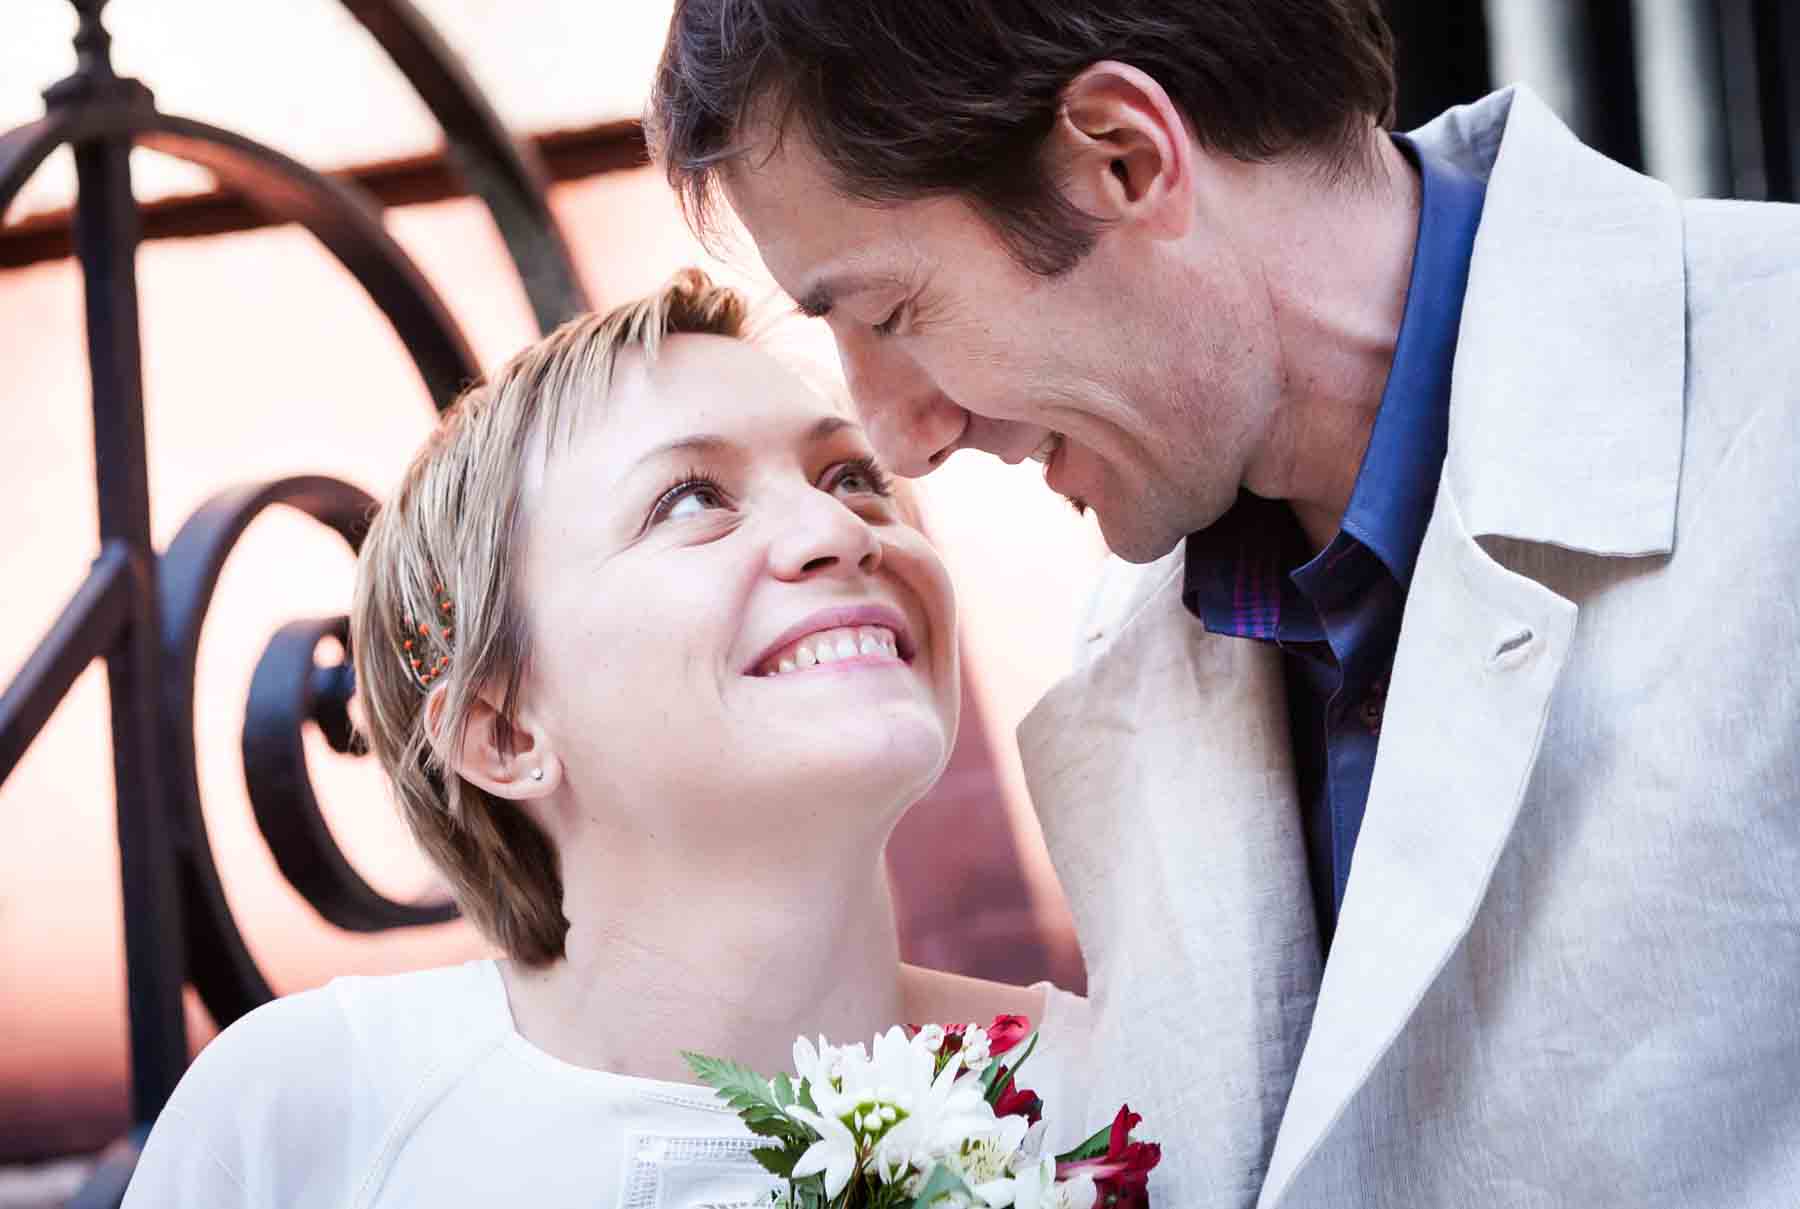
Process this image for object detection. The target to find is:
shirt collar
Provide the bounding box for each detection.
[1336,132,1487,586]
[1181,491,1311,642]
[1183,133,1487,629]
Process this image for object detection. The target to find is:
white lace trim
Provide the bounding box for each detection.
[620,1133,772,1209]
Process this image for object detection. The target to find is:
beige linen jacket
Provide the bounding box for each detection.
[1019,86,1800,1209]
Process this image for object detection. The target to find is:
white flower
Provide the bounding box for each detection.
[975,1154,1097,1209]
[917,1023,947,1054]
[787,1026,1008,1197]
[788,1102,861,1200]
[954,1113,1032,1186]
[959,1024,993,1074]
[791,1035,836,1090]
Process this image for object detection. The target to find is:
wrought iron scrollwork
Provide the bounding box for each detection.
[0,0,589,1157]
[341,0,592,330]
[158,476,462,1029]
[4,102,482,407]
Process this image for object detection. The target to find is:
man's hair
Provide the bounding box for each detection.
[350,269,747,966]
[649,0,1397,276]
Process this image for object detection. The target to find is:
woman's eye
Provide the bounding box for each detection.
[825,457,894,499]
[651,476,730,525]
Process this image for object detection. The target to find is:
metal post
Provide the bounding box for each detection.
[51,0,189,1123]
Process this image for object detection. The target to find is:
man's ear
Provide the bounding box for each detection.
[425,685,561,801]
[1049,61,1197,241]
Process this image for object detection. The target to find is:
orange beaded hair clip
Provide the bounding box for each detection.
[402,584,454,689]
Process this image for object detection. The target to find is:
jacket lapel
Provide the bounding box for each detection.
[1021,552,1322,1209]
[1258,86,1685,1206]
[1255,484,1578,1208]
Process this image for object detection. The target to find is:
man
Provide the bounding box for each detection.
[649,2,1800,1206]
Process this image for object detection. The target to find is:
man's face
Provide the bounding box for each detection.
[724,127,1280,563]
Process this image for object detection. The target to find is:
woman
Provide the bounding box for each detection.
[124,270,1091,1207]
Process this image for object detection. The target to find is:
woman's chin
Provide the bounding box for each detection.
[751,711,951,816]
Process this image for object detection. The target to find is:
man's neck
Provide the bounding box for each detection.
[500,819,907,1084]
[1245,133,1423,553]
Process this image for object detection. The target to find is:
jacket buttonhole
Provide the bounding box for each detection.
[1487,626,1535,668]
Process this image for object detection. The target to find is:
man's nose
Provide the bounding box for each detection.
[836,330,965,477]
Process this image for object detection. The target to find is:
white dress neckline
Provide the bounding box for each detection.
[474,957,1075,1110]
[474,958,739,1107]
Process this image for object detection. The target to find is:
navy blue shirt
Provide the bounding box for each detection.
[1181,135,1487,950]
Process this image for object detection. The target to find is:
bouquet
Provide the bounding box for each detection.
[683,1015,1160,1209]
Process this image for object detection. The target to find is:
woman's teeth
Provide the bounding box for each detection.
[1028,432,1063,464]
[762,626,902,676]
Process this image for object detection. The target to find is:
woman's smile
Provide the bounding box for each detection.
[749,604,917,677]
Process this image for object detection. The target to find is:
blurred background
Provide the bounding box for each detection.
[1,0,1794,1202]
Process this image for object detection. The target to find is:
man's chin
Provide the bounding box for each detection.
[1093,508,1187,565]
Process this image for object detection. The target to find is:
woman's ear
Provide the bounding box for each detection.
[1048,60,1197,242]
[425,685,561,801]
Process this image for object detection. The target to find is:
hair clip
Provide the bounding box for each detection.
[405,585,454,688]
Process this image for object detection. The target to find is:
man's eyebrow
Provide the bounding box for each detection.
[795,273,895,319]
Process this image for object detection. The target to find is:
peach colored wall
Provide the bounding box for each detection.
[0,166,1108,1158]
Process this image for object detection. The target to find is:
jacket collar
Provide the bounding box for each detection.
[1411,85,1685,558]
[1256,88,1687,1209]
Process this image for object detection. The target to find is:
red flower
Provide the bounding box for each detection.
[1057,1105,1161,1209]
[990,1071,1043,1125]
[985,1013,1031,1056]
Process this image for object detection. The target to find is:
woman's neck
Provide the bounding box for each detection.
[498,824,908,1084]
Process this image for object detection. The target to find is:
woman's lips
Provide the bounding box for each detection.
[746,603,916,676]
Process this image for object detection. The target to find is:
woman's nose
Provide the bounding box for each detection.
[767,489,882,581]
[835,331,965,477]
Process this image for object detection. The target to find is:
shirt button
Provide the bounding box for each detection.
[1358,677,1389,735]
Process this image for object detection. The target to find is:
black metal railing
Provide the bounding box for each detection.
[0,2,587,1193]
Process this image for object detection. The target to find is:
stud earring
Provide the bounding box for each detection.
[530,768,545,782]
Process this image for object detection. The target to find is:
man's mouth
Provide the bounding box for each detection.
[1035,432,1088,514]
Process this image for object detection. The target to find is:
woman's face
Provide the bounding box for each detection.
[517,333,959,854]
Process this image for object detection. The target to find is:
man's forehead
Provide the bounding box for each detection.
[721,111,839,225]
[722,124,899,288]
[721,118,980,323]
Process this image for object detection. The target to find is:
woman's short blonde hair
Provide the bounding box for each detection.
[351,269,747,965]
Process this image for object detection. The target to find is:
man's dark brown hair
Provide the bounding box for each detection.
[649,0,1397,276]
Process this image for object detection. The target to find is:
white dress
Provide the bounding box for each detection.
[123,959,1093,1208]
